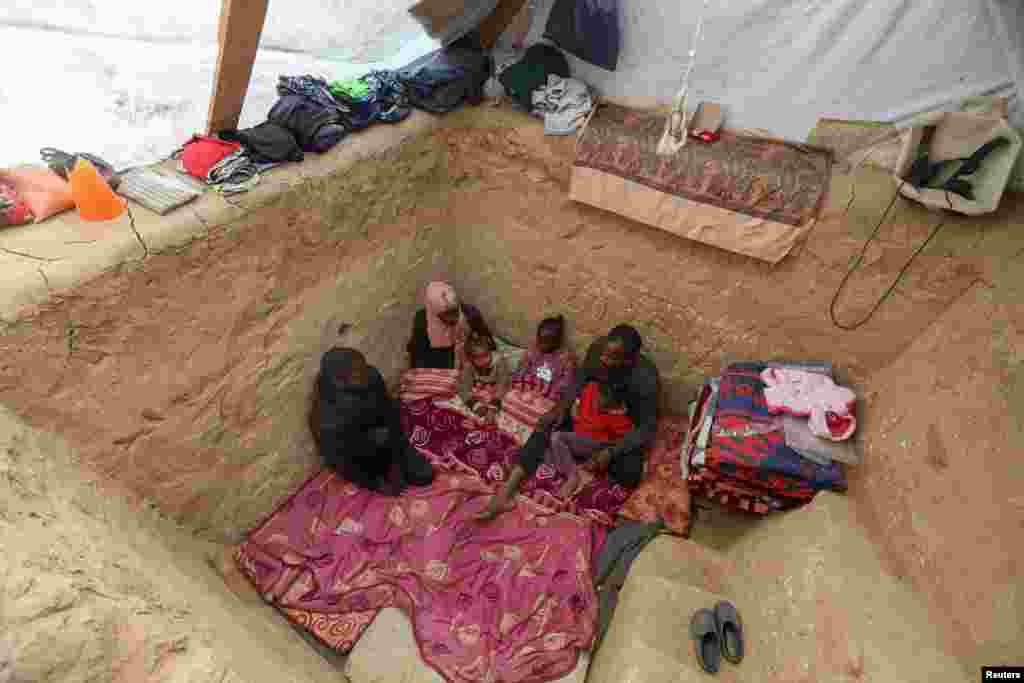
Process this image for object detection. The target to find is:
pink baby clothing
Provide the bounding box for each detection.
[761,367,857,441]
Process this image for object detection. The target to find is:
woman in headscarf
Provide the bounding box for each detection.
[310,347,434,494]
[407,281,495,370]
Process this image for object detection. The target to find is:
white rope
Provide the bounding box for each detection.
[657,0,712,155]
[673,0,710,112]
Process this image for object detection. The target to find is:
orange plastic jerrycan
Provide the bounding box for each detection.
[69,158,125,221]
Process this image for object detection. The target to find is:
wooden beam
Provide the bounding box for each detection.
[477,0,530,49]
[206,0,270,135]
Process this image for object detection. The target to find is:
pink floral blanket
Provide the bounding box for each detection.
[236,463,603,683]
[403,399,632,526]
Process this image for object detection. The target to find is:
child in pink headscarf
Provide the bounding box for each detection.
[407,281,495,370]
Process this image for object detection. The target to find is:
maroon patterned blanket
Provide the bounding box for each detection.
[574,103,833,227]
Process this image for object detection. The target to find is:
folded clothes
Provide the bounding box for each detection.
[782,414,861,466]
[329,78,370,101]
[683,362,849,515]
[397,35,492,114]
[531,75,593,136]
[761,367,857,441]
[268,95,348,153]
[330,72,412,128]
[499,43,570,111]
[219,121,304,165]
[277,75,350,116]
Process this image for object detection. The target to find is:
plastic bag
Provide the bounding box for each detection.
[543,0,620,71]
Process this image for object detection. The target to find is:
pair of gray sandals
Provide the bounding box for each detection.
[690,600,744,674]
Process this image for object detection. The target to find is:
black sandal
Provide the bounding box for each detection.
[690,608,721,674]
[40,148,122,190]
[714,600,744,664]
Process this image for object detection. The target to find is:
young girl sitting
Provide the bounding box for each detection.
[458,333,512,424]
[509,315,576,401]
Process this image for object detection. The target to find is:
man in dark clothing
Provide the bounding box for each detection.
[477,324,660,520]
[310,347,434,495]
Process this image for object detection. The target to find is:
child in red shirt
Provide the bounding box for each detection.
[547,381,633,497]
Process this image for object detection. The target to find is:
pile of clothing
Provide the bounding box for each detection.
[174,35,494,195]
[497,43,594,136]
[683,361,856,514]
[280,34,492,137]
[328,72,411,128]
[394,32,492,114]
[176,124,304,196]
[271,75,353,152]
[532,74,593,136]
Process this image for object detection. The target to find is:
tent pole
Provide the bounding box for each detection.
[206,0,270,135]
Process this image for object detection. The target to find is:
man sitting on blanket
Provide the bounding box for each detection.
[478,324,660,520]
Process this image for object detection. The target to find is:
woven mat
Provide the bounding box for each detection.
[574,104,833,227]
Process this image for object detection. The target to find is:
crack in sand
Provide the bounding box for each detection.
[126,209,150,259]
[1,247,64,263]
[189,206,212,237]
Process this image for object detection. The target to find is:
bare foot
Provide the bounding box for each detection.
[112,623,148,683]
[559,473,580,499]
[475,495,515,522]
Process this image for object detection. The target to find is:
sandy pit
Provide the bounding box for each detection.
[0,106,1021,681]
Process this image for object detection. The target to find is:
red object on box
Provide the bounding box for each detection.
[689,129,721,143]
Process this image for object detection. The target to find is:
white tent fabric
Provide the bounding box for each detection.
[988,0,1024,128]
[524,0,1021,140]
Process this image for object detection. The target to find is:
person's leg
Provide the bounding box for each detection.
[399,442,435,487]
[477,428,551,521]
[554,432,617,496]
[560,432,609,464]
[608,448,645,489]
[546,431,578,477]
[548,432,581,498]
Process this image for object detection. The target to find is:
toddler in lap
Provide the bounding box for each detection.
[548,381,632,498]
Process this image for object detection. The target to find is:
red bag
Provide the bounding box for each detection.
[179,135,240,180]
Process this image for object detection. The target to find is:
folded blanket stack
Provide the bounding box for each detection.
[682,361,856,514]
